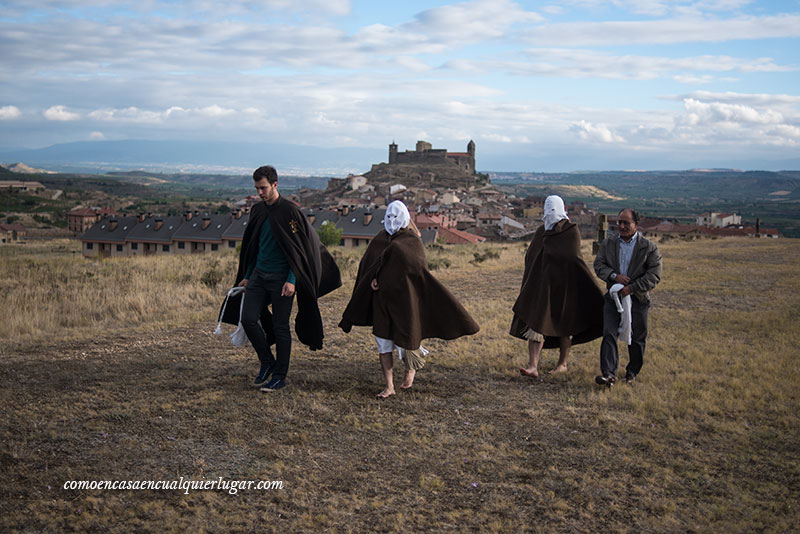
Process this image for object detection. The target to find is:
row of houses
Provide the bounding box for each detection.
[80,205,488,258]
[604,214,782,239]
[81,211,248,258]
[305,207,486,246]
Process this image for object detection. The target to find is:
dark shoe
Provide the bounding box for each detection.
[260,377,286,392]
[253,363,274,387]
[625,372,636,384]
[595,374,616,386]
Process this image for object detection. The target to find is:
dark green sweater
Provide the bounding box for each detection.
[244,217,296,285]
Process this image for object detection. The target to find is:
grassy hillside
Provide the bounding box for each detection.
[0,173,251,231]
[495,170,800,237]
[1,238,798,532]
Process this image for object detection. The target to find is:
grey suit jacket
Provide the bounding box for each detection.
[593,232,662,303]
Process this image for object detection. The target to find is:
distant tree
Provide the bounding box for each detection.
[217,204,231,214]
[316,221,342,247]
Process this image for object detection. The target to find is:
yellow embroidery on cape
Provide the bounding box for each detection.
[289,220,299,233]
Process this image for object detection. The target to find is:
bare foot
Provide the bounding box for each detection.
[376,388,395,399]
[400,369,416,389]
[519,367,539,378]
[548,364,568,375]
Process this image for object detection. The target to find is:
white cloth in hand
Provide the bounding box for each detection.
[610,283,632,345]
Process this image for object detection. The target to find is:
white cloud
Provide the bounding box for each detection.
[3,0,352,16]
[770,124,800,139]
[196,105,236,117]
[570,120,625,143]
[0,105,21,120]
[89,107,164,123]
[682,98,784,125]
[88,131,106,140]
[88,105,236,123]
[481,133,513,143]
[522,14,800,46]
[674,74,714,84]
[541,5,563,16]
[559,0,756,16]
[408,0,543,42]
[44,105,80,121]
[455,49,793,81]
[670,91,800,107]
[663,94,800,148]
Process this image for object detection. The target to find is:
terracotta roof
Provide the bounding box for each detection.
[437,226,485,244]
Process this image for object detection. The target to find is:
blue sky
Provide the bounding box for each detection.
[1,0,799,172]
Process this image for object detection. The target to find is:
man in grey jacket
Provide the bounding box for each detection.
[593,208,662,385]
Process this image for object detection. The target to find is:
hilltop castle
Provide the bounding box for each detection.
[388,140,476,174]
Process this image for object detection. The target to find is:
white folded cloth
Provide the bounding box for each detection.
[610,283,632,345]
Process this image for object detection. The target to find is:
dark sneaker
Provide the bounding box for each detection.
[625,372,636,384]
[260,377,286,392]
[253,364,274,387]
[595,374,616,386]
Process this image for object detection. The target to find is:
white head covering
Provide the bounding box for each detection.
[542,195,569,231]
[384,200,411,235]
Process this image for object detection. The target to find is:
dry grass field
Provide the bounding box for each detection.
[1,237,799,533]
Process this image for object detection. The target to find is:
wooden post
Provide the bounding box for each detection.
[593,214,607,255]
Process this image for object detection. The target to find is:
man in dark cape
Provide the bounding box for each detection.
[340,200,479,397]
[510,195,604,377]
[220,165,341,391]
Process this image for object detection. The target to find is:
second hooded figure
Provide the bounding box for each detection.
[339,200,480,398]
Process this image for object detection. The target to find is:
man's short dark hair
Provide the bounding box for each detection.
[253,165,278,184]
[618,208,640,224]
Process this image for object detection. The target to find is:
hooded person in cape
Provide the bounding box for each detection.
[219,165,341,391]
[339,200,480,398]
[510,195,604,378]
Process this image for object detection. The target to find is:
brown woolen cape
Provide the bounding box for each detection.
[510,219,604,348]
[339,228,479,349]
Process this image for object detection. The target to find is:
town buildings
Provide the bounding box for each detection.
[1,222,27,243]
[68,207,117,234]
[0,180,45,193]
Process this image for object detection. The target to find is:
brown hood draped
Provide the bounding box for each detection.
[510,219,603,348]
[220,197,341,351]
[339,228,479,349]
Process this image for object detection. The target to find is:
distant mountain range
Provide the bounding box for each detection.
[1,139,799,176]
[0,139,386,176]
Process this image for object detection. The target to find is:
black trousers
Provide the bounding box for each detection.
[241,269,294,379]
[600,293,649,379]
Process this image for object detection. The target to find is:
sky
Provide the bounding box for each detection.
[1,0,799,172]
